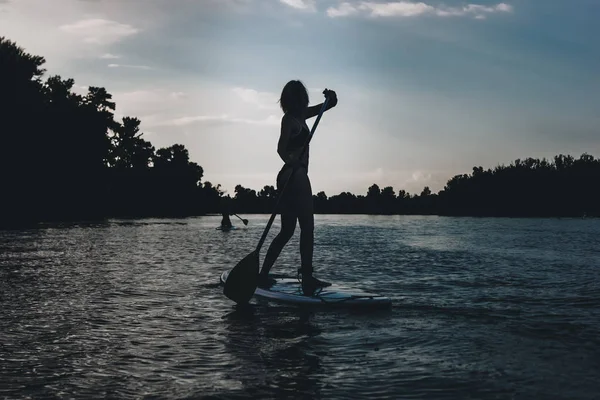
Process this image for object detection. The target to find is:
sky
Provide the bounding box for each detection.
[1,0,599,197]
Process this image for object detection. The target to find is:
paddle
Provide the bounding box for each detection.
[223,93,331,304]
[233,214,249,226]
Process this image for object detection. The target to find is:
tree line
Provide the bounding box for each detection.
[230,152,600,218]
[1,37,598,227]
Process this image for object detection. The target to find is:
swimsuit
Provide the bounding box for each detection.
[276,115,313,216]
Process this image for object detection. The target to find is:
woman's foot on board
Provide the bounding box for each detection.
[301,275,331,296]
[298,268,331,296]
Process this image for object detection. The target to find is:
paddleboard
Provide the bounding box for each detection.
[217,226,238,231]
[220,270,391,308]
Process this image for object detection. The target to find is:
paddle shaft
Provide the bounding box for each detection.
[233,214,248,224]
[255,97,330,253]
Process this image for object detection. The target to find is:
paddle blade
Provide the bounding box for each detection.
[242,219,249,225]
[223,250,259,304]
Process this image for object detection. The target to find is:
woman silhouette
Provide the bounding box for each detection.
[258,80,337,296]
[220,196,233,229]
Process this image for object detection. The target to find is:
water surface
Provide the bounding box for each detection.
[1,215,599,399]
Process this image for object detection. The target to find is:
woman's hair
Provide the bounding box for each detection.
[279,80,309,114]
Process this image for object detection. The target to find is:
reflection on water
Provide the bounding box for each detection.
[220,307,323,399]
[1,215,599,399]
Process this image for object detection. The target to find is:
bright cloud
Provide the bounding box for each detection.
[326,2,361,17]
[100,53,120,59]
[360,1,433,17]
[59,18,138,45]
[496,3,513,12]
[326,1,513,19]
[108,63,152,70]
[232,87,279,110]
[166,114,279,127]
[279,0,317,12]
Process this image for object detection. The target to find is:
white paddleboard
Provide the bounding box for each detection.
[220,270,391,308]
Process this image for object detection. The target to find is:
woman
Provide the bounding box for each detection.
[220,196,233,229]
[258,80,337,296]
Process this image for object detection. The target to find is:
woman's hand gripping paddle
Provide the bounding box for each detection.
[223,93,332,304]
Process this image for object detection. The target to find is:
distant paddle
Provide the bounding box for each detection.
[234,214,249,226]
[223,94,331,304]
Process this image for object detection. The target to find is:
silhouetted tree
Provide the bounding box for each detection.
[314,191,328,213]
[258,185,277,213]
[366,184,381,214]
[0,37,222,225]
[234,185,260,213]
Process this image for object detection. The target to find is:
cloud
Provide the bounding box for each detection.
[435,3,513,17]
[110,89,175,122]
[165,114,279,127]
[71,85,90,96]
[110,85,281,133]
[100,53,120,59]
[496,3,513,12]
[59,18,138,45]
[326,2,360,17]
[326,1,513,19]
[169,91,187,100]
[360,1,433,17]
[279,0,317,12]
[232,87,279,110]
[108,63,152,70]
